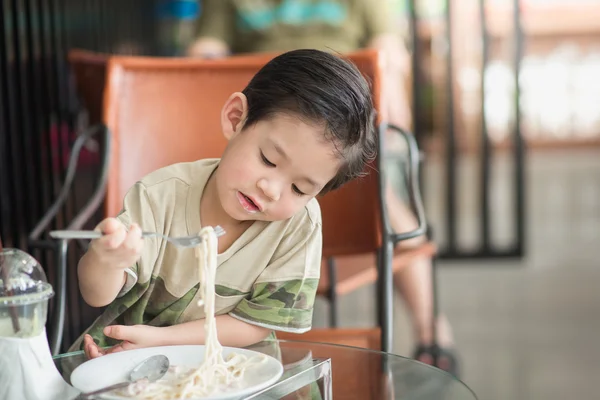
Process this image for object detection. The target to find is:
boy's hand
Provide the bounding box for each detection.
[83,325,161,359]
[89,218,144,269]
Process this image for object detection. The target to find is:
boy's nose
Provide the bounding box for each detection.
[257,178,280,202]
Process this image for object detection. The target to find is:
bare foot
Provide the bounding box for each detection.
[434,314,454,348]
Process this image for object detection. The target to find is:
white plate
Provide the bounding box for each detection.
[70,345,284,399]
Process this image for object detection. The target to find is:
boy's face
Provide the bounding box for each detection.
[215,94,340,222]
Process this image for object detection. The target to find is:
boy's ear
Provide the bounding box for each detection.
[221,92,248,140]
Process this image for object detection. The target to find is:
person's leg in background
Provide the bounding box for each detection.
[377,40,459,374]
[384,173,458,374]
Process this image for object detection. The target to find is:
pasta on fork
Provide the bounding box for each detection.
[118,227,265,399]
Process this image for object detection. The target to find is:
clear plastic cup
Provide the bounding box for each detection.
[0,249,54,338]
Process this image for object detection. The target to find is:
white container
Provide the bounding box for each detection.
[0,248,54,338]
[0,248,80,400]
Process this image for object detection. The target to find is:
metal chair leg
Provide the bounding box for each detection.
[377,239,395,354]
[49,239,68,355]
[326,257,338,327]
[427,222,440,365]
[431,248,439,349]
[428,225,440,358]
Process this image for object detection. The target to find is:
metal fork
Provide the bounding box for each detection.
[49,226,226,248]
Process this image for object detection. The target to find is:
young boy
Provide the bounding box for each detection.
[72,49,376,359]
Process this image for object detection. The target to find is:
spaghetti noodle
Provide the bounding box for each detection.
[118,227,265,399]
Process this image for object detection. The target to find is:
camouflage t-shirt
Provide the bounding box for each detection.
[69,159,322,351]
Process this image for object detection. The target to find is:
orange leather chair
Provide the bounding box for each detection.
[51,49,431,355]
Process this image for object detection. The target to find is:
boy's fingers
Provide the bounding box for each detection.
[86,342,101,359]
[83,333,93,345]
[104,325,138,342]
[95,218,120,234]
[83,334,104,359]
[123,224,143,252]
[118,341,137,352]
[108,342,133,354]
[102,227,127,250]
[135,239,145,255]
[93,218,127,250]
[83,334,94,358]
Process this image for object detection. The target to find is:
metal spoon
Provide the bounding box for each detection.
[76,354,170,399]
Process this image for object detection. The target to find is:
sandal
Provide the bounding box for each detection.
[413,344,460,377]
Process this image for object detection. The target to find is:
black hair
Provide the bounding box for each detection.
[241,49,377,193]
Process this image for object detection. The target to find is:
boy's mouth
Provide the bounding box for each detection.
[237,192,261,213]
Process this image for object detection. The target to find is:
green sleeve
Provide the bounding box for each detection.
[230,219,322,333]
[196,0,237,47]
[231,278,320,333]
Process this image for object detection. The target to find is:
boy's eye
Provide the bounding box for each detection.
[292,185,306,196]
[260,151,276,167]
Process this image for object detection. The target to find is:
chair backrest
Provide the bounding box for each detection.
[89,50,384,257]
[68,50,110,125]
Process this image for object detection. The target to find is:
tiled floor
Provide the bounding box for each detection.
[313,149,600,400]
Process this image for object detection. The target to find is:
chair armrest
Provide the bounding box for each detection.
[28,124,111,243]
[377,123,427,243]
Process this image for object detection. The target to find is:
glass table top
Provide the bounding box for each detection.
[52,339,477,399]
